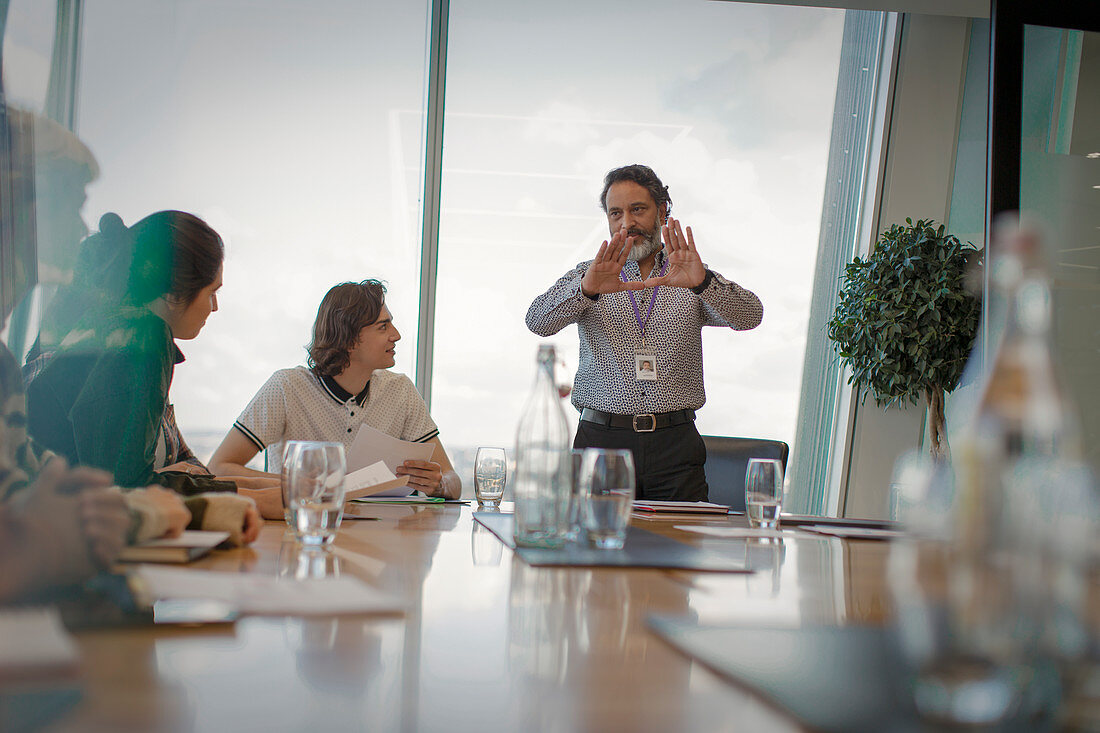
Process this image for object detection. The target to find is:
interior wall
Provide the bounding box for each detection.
[842,12,972,519]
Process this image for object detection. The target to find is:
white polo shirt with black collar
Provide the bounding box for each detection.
[232,366,439,465]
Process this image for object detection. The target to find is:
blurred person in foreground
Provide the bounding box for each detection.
[25,210,261,544]
[209,280,461,517]
[526,164,762,502]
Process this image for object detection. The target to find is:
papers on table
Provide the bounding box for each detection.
[674,525,789,540]
[633,500,730,515]
[800,525,904,540]
[672,524,904,541]
[344,424,436,498]
[133,567,405,616]
[118,530,230,563]
[0,608,79,683]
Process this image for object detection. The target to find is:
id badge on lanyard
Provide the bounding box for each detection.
[622,259,667,383]
[634,348,658,381]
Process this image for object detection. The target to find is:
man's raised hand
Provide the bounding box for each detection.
[643,217,706,289]
[580,228,647,297]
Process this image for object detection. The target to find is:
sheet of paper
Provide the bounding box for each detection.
[673,525,791,540]
[137,530,229,549]
[800,525,905,540]
[344,461,411,499]
[634,500,730,513]
[347,423,435,474]
[134,567,404,616]
[0,607,79,677]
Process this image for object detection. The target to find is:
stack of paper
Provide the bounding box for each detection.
[133,567,405,616]
[633,500,730,515]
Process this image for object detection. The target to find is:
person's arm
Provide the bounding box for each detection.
[641,217,762,330]
[395,436,461,500]
[0,459,129,602]
[525,264,591,337]
[209,371,290,480]
[526,230,650,337]
[696,270,764,330]
[208,428,277,479]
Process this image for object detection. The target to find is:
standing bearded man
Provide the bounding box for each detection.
[526,164,763,501]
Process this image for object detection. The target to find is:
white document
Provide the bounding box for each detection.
[136,530,230,549]
[344,461,411,500]
[134,567,404,616]
[0,607,79,681]
[633,500,730,514]
[347,424,435,473]
[673,525,791,540]
[800,525,905,540]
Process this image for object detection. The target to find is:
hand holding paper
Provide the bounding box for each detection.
[341,425,439,499]
[344,461,411,500]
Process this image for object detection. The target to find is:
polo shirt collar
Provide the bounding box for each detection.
[318,373,370,407]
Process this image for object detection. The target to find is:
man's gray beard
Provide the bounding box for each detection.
[627,230,663,261]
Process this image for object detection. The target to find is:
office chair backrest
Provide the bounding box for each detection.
[702,436,790,513]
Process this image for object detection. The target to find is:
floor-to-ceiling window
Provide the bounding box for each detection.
[432,0,849,484]
[2,1,888,501]
[54,0,429,461]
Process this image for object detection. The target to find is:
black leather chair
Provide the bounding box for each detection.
[701,436,790,512]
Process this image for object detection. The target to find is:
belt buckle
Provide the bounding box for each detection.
[632,414,656,433]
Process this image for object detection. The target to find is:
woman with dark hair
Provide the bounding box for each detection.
[25,210,261,544]
[210,280,461,511]
[24,213,208,474]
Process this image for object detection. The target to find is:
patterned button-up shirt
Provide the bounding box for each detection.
[526,251,763,415]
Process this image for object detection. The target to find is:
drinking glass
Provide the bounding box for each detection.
[579,448,635,550]
[286,441,347,548]
[473,447,507,507]
[565,448,585,542]
[745,458,783,529]
[280,441,307,526]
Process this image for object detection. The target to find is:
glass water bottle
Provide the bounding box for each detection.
[513,344,572,548]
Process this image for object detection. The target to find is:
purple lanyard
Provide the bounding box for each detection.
[620,259,668,345]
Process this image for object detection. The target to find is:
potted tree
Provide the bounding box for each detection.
[827,218,982,460]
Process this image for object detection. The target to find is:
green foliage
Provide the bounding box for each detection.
[826,218,982,408]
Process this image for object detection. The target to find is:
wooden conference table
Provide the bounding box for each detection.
[48,505,917,732]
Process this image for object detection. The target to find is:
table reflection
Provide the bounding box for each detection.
[471,512,504,567]
[278,542,342,580]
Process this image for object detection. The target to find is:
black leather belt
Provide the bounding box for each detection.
[579,408,696,433]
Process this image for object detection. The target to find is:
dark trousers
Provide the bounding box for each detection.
[574,420,709,502]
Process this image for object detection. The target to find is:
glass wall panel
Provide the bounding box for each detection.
[1019,25,1100,478]
[62,0,430,462]
[433,0,846,483]
[0,1,56,111]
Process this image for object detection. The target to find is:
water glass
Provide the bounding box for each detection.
[579,448,635,550]
[286,441,347,548]
[745,458,783,529]
[280,441,306,526]
[473,447,507,507]
[565,449,585,542]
